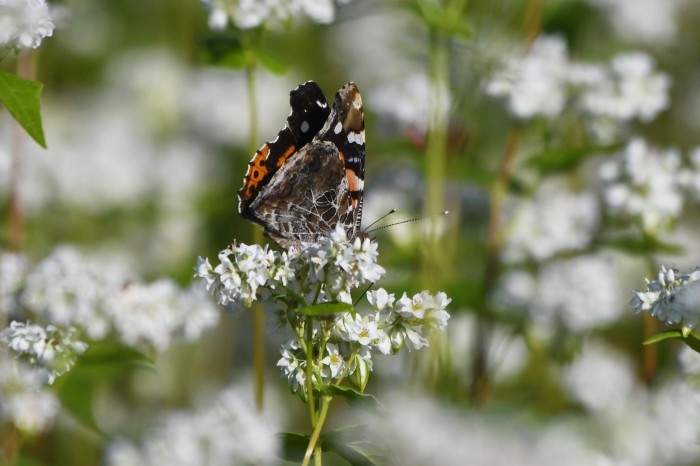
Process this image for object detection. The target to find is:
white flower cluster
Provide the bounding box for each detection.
[196,226,450,395]
[493,254,623,333]
[585,0,685,44]
[502,179,600,264]
[631,265,700,329]
[106,384,279,466]
[0,0,54,49]
[196,226,385,311]
[371,73,451,139]
[0,321,87,384]
[0,351,59,433]
[599,138,684,232]
[201,0,349,30]
[485,36,670,140]
[279,288,450,393]
[3,246,219,353]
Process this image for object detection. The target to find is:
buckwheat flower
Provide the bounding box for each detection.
[0,321,87,383]
[580,53,670,123]
[678,147,700,202]
[631,265,700,329]
[502,180,599,263]
[424,292,451,331]
[600,138,683,232]
[372,73,450,138]
[562,339,636,414]
[367,288,394,312]
[0,252,26,315]
[390,323,428,351]
[531,254,623,332]
[0,0,55,49]
[22,246,119,340]
[485,35,569,119]
[106,280,185,352]
[199,0,347,31]
[277,340,306,392]
[106,383,280,466]
[321,343,345,379]
[584,0,684,44]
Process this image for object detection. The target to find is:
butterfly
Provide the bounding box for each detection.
[238,81,366,249]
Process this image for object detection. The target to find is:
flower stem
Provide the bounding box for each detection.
[302,395,332,466]
[305,317,317,425]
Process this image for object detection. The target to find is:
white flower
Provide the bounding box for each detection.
[0,0,54,49]
[631,265,700,328]
[584,0,684,44]
[372,73,450,137]
[0,252,26,315]
[562,339,636,414]
[486,36,570,119]
[105,384,280,466]
[396,292,427,319]
[678,147,700,202]
[502,179,600,263]
[580,53,670,123]
[0,321,87,383]
[321,343,345,379]
[200,0,347,30]
[531,254,623,332]
[367,288,394,312]
[600,138,684,232]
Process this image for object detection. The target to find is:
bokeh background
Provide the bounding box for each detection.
[3,0,700,464]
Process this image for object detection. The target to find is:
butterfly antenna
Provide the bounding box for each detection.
[366,210,449,234]
[362,209,397,232]
[354,282,375,307]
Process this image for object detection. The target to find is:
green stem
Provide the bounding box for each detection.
[302,396,332,466]
[305,317,317,425]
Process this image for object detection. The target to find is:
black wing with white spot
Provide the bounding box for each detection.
[239,81,331,218]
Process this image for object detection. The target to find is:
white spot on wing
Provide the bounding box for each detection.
[316,100,328,108]
[334,122,342,134]
[301,121,310,133]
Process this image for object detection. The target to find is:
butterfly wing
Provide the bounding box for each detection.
[238,81,331,219]
[246,140,355,249]
[315,82,366,240]
[240,82,366,249]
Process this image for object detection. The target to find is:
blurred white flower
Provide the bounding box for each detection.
[585,0,685,44]
[502,179,600,263]
[106,384,280,466]
[200,0,347,30]
[562,339,636,413]
[0,252,26,315]
[0,351,59,433]
[631,265,700,329]
[531,254,623,332]
[372,73,450,137]
[580,53,670,123]
[22,246,219,352]
[649,380,700,464]
[357,393,603,466]
[491,269,536,314]
[486,36,569,119]
[0,0,54,49]
[678,147,700,201]
[600,138,684,232]
[0,321,87,383]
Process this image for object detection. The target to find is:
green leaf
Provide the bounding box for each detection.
[54,342,152,431]
[0,71,46,148]
[322,384,381,409]
[606,235,684,255]
[321,425,383,466]
[299,301,354,316]
[643,329,683,345]
[278,432,310,462]
[682,332,700,354]
[526,144,620,174]
[643,329,700,354]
